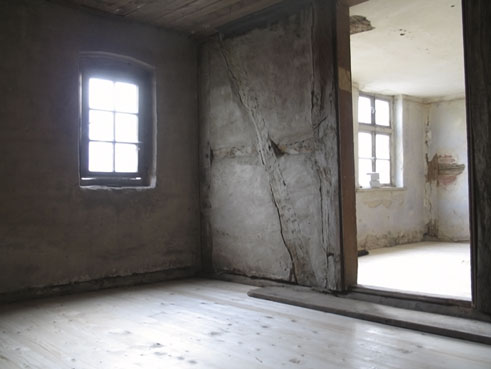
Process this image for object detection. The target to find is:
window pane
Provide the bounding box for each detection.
[89,78,114,111]
[89,110,113,141]
[115,113,139,143]
[376,159,391,184]
[358,132,372,158]
[115,143,138,173]
[375,99,390,126]
[358,96,372,124]
[376,134,390,160]
[115,82,139,114]
[89,142,113,172]
[358,158,372,188]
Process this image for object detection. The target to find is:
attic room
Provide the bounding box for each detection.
[1,0,491,368]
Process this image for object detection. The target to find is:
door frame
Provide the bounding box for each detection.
[337,0,491,314]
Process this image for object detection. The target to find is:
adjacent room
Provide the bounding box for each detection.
[1,0,491,368]
[350,0,471,299]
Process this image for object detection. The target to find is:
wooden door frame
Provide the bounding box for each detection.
[337,0,491,314]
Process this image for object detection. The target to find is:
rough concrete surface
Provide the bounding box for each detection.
[0,0,200,293]
[200,7,338,288]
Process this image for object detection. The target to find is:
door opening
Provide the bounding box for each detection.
[348,0,471,301]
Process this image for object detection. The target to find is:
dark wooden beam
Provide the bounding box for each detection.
[335,0,358,289]
[216,0,313,39]
[462,0,491,314]
[343,0,369,7]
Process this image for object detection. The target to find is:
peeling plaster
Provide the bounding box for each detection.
[350,15,374,35]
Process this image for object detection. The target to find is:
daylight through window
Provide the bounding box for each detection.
[79,54,154,187]
[357,94,392,188]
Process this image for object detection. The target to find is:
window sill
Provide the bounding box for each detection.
[356,186,406,193]
[80,185,156,192]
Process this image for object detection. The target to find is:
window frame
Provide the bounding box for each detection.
[79,53,155,188]
[357,93,394,188]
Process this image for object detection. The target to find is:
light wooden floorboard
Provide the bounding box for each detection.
[358,242,471,299]
[0,279,490,369]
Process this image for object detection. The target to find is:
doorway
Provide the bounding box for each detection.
[348,0,471,300]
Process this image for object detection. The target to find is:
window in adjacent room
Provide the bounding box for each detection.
[79,54,155,187]
[357,94,393,188]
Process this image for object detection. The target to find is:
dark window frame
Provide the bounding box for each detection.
[79,53,155,187]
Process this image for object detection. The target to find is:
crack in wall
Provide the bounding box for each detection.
[309,3,341,290]
[218,39,316,286]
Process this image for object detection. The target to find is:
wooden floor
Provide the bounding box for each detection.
[1,279,490,369]
[358,242,471,299]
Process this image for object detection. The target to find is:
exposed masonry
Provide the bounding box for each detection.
[349,15,374,35]
[218,41,316,285]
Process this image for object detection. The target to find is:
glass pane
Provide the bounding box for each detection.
[115,143,138,173]
[376,134,390,160]
[89,110,114,141]
[115,82,139,114]
[89,142,113,172]
[89,78,114,111]
[115,113,139,143]
[358,96,372,124]
[377,159,391,184]
[358,158,372,188]
[375,99,390,126]
[358,132,372,158]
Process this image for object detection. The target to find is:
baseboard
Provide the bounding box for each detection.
[0,267,199,304]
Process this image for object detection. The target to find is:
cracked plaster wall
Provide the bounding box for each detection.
[200,7,338,288]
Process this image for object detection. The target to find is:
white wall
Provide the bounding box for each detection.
[354,87,427,249]
[354,93,470,249]
[427,98,470,241]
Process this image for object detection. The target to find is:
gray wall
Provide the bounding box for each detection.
[200,7,340,288]
[0,0,200,293]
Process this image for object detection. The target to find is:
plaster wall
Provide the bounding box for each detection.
[200,7,339,288]
[355,91,427,250]
[427,98,470,241]
[0,0,200,293]
[354,94,470,249]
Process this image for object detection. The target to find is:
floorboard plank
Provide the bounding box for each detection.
[0,279,490,369]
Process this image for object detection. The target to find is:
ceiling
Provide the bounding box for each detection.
[350,0,466,99]
[60,0,285,36]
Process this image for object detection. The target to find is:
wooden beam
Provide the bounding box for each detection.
[462,0,491,314]
[335,0,358,289]
[343,0,369,7]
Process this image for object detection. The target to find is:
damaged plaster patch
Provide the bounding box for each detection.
[350,15,374,35]
[438,155,466,186]
[426,153,466,186]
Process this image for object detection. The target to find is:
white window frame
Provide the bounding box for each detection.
[357,93,395,188]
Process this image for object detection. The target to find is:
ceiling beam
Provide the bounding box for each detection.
[343,0,369,7]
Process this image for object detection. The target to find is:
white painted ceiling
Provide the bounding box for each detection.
[350,0,465,99]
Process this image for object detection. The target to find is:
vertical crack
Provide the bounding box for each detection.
[218,39,315,285]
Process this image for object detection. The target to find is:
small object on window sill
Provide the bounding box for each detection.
[358,250,369,257]
[368,172,381,188]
